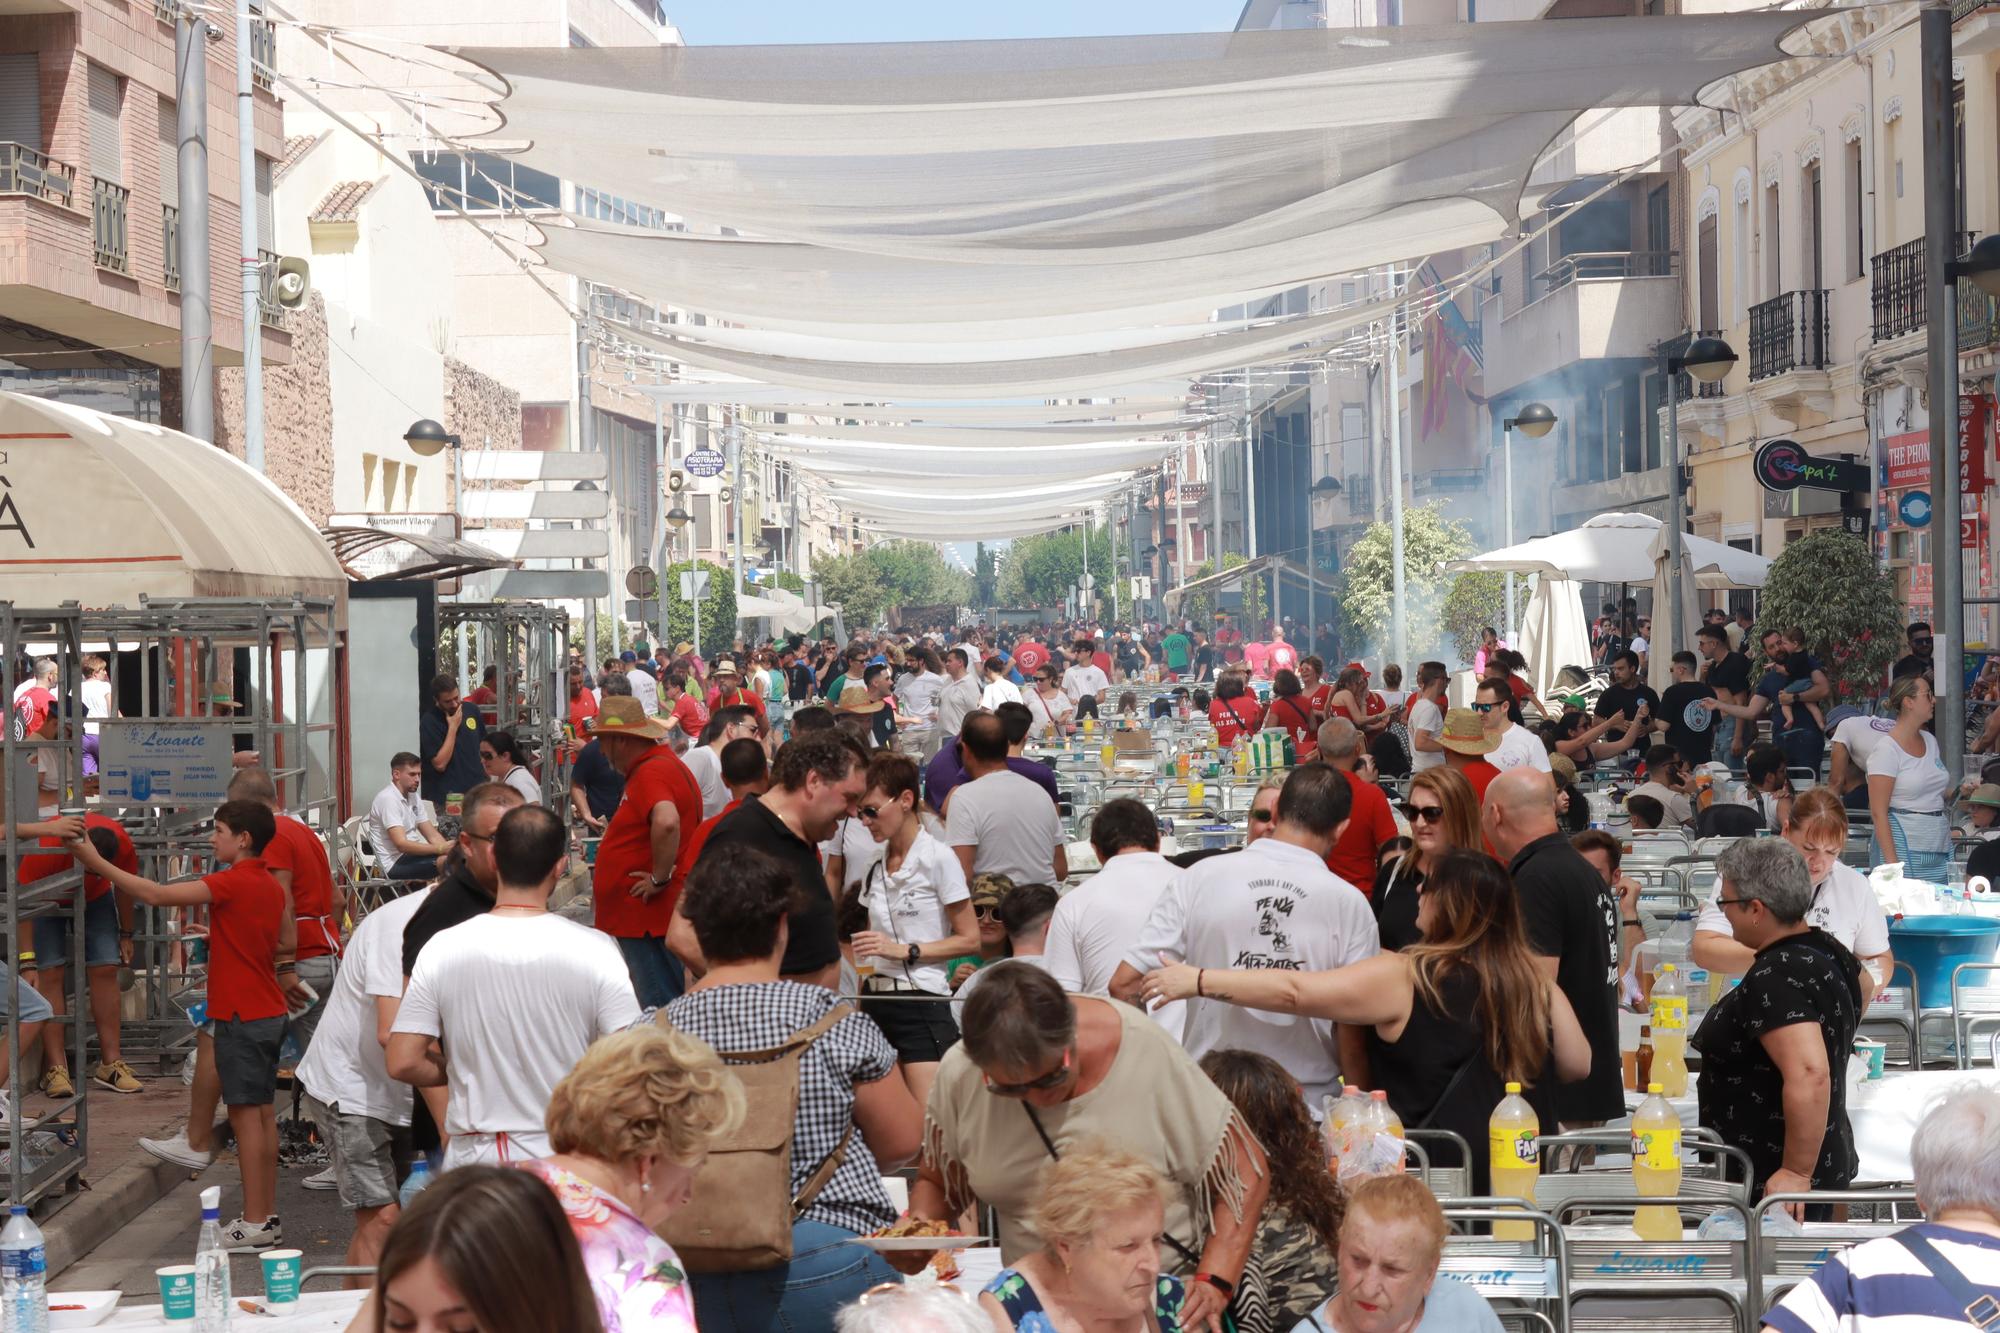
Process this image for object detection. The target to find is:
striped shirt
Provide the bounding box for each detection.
[1763,1224,2000,1333]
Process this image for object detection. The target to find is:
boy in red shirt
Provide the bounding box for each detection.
[71,800,292,1251]
[20,813,141,1095]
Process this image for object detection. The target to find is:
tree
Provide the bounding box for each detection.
[1439,572,1530,664]
[814,550,890,627]
[659,559,737,652]
[973,542,998,608]
[995,526,1113,613]
[1755,528,1903,699]
[1337,504,1476,663]
[811,543,970,628]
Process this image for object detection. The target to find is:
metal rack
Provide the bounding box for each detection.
[437,603,573,812]
[2,603,89,1208]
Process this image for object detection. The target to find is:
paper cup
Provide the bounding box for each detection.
[260,1248,303,1306]
[1854,1039,1886,1080]
[156,1265,197,1320]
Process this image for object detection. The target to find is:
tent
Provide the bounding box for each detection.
[0,392,347,607]
[1515,578,1592,694]
[738,587,833,637]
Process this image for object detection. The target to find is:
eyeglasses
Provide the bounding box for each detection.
[983,1047,1073,1098]
[1715,896,1755,912]
[1471,701,1502,714]
[974,904,1001,921]
[1249,808,1276,823]
[1400,802,1446,824]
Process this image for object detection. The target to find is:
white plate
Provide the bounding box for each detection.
[850,1234,991,1252]
[47,1291,118,1328]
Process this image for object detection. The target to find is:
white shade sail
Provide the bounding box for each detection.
[628,385,1194,422]
[1516,578,1592,686]
[788,453,1169,484]
[652,314,1265,363]
[823,471,1138,500]
[756,420,1206,446]
[1444,513,1773,590]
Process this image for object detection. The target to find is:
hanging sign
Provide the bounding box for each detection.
[1753,439,1871,494]
[99,721,235,805]
[685,449,726,478]
[1899,490,1933,528]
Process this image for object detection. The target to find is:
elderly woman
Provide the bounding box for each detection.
[1288,1174,1503,1332]
[1868,673,1953,881]
[980,1144,1190,1331]
[835,1287,993,1333]
[1691,837,1864,1216]
[1764,1085,2000,1328]
[905,966,1269,1333]
[523,1026,745,1332]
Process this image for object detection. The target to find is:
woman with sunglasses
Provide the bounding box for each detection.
[1139,851,1589,1198]
[901,965,1269,1333]
[849,752,979,1107]
[1374,767,1481,952]
[479,730,542,805]
[1024,665,1075,742]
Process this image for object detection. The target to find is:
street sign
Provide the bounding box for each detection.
[625,565,658,599]
[624,599,662,622]
[746,567,763,585]
[1077,573,1096,592]
[1130,576,1152,600]
[1900,490,1933,528]
[680,569,711,599]
[1753,438,1871,494]
[685,448,726,478]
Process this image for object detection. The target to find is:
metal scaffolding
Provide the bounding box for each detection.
[2,604,89,1208]
[437,603,573,812]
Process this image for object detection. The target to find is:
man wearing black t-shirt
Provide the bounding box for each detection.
[1658,651,1718,766]
[1483,768,1624,1128]
[1892,620,1935,684]
[1698,623,1753,763]
[1592,651,1659,761]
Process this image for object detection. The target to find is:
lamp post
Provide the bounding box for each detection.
[1499,403,1557,644]
[402,418,463,528]
[1141,543,1159,622]
[665,504,695,656]
[1661,336,1737,644]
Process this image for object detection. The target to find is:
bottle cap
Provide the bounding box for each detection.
[1662,963,1676,973]
[1647,1082,1664,1094]
[1370,1089,1388,1100]
[199,1185,221,1217]
[9,1204,25,1216]
[1504,1081,1522,1094]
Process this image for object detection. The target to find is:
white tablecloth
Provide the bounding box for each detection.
[97,1290,366,1329]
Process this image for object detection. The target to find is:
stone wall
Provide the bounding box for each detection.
[444,356,523,527]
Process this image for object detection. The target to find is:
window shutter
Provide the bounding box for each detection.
[254,153,273,246]
[156,98,177,208]
[86,64,121,185]
[0,55,41,151]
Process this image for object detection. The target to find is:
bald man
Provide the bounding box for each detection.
[1314,718,1402,892]
[1483,769,1622,1129]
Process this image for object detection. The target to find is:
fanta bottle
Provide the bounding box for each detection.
[1631,1083,1683,1241]
[1649,964,1689,1096]
[1489,1082,1540,1241]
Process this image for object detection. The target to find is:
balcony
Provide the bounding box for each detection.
[0,143,75,206]
[1412,468,1486,496]
[1960,283,2000,350]
[1873,233,1975,342]
[1749,290,1831,380]
[249,9,276,91]
[162,204,179,293]
[1538,249,1676,293]
[1486,250,1681,396]
[256,247,285,328]
[92,179,128,273]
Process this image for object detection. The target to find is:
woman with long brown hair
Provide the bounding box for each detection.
[1139,850,1591,1197]
[1265,669,1320,758]
[1373,766,1482,951]
[1197,1050,1343,1333]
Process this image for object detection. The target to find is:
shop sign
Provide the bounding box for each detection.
[1754,439,1870,493]
[1882,395,1993,493]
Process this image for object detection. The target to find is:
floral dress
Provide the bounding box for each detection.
[520,1160,698,1332]
[984,1267,1187,1331]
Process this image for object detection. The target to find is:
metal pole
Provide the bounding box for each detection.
[1666,351,1688,649]
[175,14,213,442]
[1923,0,1966,782]
[731,415,746,599]
[1176,438,1189,611]
[1504,421,1517,644]
[235,0,262,470]
[579,341,597,668]
[1387,280,1408,672]
[1081,517,1091,624]
[653,397,668,652]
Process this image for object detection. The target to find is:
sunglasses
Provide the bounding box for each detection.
[1249,808,1275,823]
[1471,701,1502,713]
[983,1047,1073,1098]
[974,904,1001,921]
[1400,802,1446,824]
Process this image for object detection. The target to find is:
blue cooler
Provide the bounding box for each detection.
[1887,916,2000,1007]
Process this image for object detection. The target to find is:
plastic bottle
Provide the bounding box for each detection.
[398,1157,433,1208]
[1368,1089,1404,1140]
[194,1185,230,1330]
[1,1204,48,1333]
[1634,1025,1654,1092]
[1488,1082,1540,1241]
[1650,965,1689,1096]
[1663,913,1710,1021]
[1631,1084,1683,1242]
[1323,1086,1364,1167]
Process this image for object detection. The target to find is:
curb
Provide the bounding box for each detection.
[44,1153,192,1277]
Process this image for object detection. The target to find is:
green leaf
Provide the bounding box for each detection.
[1753,529,1903,699]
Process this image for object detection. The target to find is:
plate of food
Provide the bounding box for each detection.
[854,1219,988,1280]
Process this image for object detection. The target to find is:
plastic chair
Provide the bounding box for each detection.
[1858,960,1926,1071]
[1408,1127,1473,1200]
[1440,1198,1571,1333]
[300,1265,375,1291]
[1952,960,2000,1068]
[1555,1192,1757,1333]
[1756,1188,1920,1310]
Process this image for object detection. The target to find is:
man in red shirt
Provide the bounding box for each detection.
[72,800,291,1251]
[1012,635,1050,675]
[565,664,599,742]
[1437,707,1504,856]
[591,696,702,1006]
[463,665,499,725]
[703,659,768,732]
[1313,718,1401,892]
[21,812,140,1095]
[661,671,708,743]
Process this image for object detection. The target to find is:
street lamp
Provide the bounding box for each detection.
[1949,233,2000,297]
[1662,335,1738,646]
[1499,403,1557,643]
[402,418,464,526]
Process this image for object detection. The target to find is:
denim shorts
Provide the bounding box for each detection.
[213,1015,284,1107]
[32,892,121,969]
[302,1093,404,1211]
[0,964,53,1025]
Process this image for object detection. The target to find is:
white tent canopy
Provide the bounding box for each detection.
[1516,578,1592,688]
[0,392,347,606]
[1444,513,1772,590]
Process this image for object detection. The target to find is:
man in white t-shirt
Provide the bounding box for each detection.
[1110,765,1378,1104]
[979,655,1024,710]
[621,654,661,716]
[296,882,431,1271]
[388,806,639,1168]
[935,648,983,741]
[1477,679,1551,773]
[366,752,450,879]
[1407,661,1449,773]
[1044,798,1186,1041]
[1060,638,1111,719]
[945,713,1067,887]
[681,704,760,820]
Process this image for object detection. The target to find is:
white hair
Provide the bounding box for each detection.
[834,1285,991,1333]
[1910,1085,2000,1217]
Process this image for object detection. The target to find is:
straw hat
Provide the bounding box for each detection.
[1549,752,1579,785]
[673,641,693,656]
[1438,707,1498,756]
[835,682,884,714]
[712,659,740,676]
[594,695,669,741]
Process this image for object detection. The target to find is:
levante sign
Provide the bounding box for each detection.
[1753,438,1871,494]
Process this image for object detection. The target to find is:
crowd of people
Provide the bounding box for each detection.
[8,602,1999,1333]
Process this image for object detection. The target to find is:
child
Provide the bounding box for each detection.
[71,799,293,1250]
[1625,793,1665,832]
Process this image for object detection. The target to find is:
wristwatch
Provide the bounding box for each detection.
[905,943,922,965]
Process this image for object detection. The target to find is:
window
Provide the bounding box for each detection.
[156,98,177,209]
[414,151,561,213]
[254,152,273,247]
[577,187,672,230]
[1734,192,1751,325]
[1764,181,1782,297]
[1697,212,1719,331]
[0,54,42,150]
[1802,159,1823,290]
[1646,184,1671,255]
[1953,80,1967,235]
[86,63,122,185]
[1846,138,1865,280]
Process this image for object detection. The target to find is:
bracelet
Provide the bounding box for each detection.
[1192,1271,1236,1299]
[1622,918,1644,927]
[275,963,298,975]
[1196,969,1205,998]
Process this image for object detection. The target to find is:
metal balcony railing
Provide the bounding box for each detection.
[92,179,129,273]
[1960,283,2000,350]
[1749,289,1831,380]
[1954,0,1993,21]
[1536,249,1676,293]
[162,204,180,292]
[1872,233,1976,341]
[256,247,286,328]
[153,0,175,20]
[1413,468,1486,494]
[0,142,76,206]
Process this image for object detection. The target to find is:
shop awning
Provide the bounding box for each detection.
[1162,554,1338,612]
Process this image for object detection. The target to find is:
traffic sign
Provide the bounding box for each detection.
[1077,573,1096,592]
[1899,490,1933,528]
[685,448,726,478]
[680,570,711,599]
[625,565,658,599]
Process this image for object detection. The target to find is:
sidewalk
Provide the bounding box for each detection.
[41,1077,192,1277]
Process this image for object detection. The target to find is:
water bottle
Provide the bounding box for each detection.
[194,1185,230,1330]
[1,1204,48,1333]
[398,1157,433,1208]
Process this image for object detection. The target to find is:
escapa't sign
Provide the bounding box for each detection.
[1753,438,1871,494]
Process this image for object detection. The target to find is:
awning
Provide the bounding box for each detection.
[1443,512,1772,589]
[321,525,520,584]
[738,587,832,635]
[1162,554,1338,611]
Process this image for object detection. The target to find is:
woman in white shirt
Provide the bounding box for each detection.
[479,730,543,805]
[848,751,979,1107]
[1023,664,1074,742]
[1868,673,1952,882]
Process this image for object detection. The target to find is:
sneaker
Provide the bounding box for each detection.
[221,1215,281,1252]
[0,1090,12,1124]
[92,1060,142,1094]
[139,1128,214,1173]
[38,1066,73,1099]
[301,1166,337,1191]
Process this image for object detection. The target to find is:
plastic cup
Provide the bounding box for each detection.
[157,1265,196,1320]
[1854,1038,1886,1080]
[261,1248,303,1306]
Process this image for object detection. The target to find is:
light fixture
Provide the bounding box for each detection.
[665,505,692,532]
[1673,336,1738,384]
[401,418,458,456]
[1505,403,1557,439]
[1951,234,2000,299]
[1141,544,1159,560]
[1311,474,1344,495]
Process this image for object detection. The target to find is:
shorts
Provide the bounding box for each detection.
[302,1093,404,1211]
[0,964,53,1024]
[859,991,960,1065]
[32,892,121,970]
[284,954,338,1058]
[212,1014,285,1107]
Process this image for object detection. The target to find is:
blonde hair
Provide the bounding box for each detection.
[1030,1143,1166,1250]
[1786,785,1850,847]
[1888,673,1931,716]
[1341,1174,1449,1266]
[544,1026,745,1168]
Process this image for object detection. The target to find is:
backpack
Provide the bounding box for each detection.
[656,1003,858,1272]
